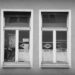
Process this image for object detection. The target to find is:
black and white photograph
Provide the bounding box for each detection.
[0,0,74,75]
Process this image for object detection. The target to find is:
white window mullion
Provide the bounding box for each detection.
[15,30,19,62]
[30,11,33,67]
[67,11,71,67]
[1,11,5,68]
[39,10,42,68]
[53,30,56,63]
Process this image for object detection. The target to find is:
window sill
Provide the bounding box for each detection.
[3,62,31,68]
[41,63,70,69]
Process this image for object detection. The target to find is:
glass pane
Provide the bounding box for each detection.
[42,12,68,28]
[18,31,30,63]
[4,12,31,27]
[4,30,15,62]
[42,31,53,64]
[56,31,67,64]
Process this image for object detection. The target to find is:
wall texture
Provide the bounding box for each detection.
[0,0,75,75]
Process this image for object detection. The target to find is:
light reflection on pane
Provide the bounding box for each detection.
[42,12,68,27]
[4,12,31,27]
[56,31,67,64]
[4,30,15,62]
[42,31,53,64]
[18,31,30,63]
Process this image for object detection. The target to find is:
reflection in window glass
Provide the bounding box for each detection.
[18,31,30,63]
[4,30,15,62]
[42,12,68,27]
[56,31,67,64]
[4,12,31,27]
[42,31,53,64]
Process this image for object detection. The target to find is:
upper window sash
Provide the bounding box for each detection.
[41,12,69,28]
[3,11,31,28]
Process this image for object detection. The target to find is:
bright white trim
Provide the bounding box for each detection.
[30,10,33,67]
[1,9,33,12]
[42,28,67,31]
[3,62,31,68]
[39,9,71,68]
[1,10,4,69]
[4,27,30,30]
[39,9,71,12]
[41,64,70,68]
[53,30,56,63]
[15,30,19,62]
[1,9,33,68]
[67,10,71,68]
[39,10,42,68]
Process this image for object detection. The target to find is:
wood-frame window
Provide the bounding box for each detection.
[39,10,71,68]
[1,9,33,68]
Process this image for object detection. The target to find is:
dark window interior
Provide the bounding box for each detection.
[42,31,53,50]
[42,12,68,27]
[56,31,67,40]
[4,11,31,27]
[42,31,53,42]
[56,31,67,52]
[4,30,15,62]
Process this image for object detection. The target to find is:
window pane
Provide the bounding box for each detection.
[42,31,53,42]
[18,31,30,63]
[4,12,31,27]
[42,12,68,28]
[56,31,67,64]
[42,31,53,64]
[4,30,15,62]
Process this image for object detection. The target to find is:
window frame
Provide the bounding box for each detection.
[1,9,33,68]
[39,9,71,68]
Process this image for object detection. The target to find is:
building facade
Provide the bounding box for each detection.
[0,0,75,75]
